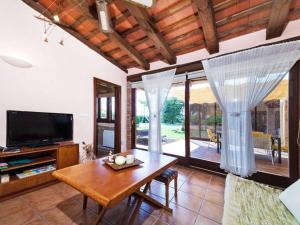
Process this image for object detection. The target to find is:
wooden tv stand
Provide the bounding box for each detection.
[0,142,79,199]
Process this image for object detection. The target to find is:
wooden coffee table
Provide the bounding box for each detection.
[52,149,178,225]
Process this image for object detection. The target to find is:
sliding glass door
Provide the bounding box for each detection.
[161,82,185,156]
[131,62,300,187]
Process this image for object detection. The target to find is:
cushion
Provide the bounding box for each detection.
[223,174,298,225]
[279,179,300,223]
[155,168,177,183]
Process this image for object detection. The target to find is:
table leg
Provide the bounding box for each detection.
[93,206,108,225]
[127,181,151,225]
[83,195,88,210]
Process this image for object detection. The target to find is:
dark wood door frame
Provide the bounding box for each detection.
[93,77,121,154]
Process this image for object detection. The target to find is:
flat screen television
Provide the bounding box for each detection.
[6,110,73,147]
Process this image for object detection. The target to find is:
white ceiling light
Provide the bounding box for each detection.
[126,0,155,7]
[95,0,112,33]
[0,55,33,68]
[53,14,60,23]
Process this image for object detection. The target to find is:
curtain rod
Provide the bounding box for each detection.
[129,70,205,85]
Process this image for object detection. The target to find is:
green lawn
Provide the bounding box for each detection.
[137,123,185,140]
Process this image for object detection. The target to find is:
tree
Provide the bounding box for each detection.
[162,97,184,124]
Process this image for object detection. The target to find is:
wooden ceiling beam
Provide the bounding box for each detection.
[194,0,219,54]
[114,0,176,65]
[68,0,149,70]
[22,0,128,72]
[266,0,293,39]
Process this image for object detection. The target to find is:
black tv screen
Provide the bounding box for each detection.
[6,111,73,147]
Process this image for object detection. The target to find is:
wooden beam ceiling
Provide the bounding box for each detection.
[68,0,150,70]
[194,0,219,54]
[22,0,128,72]
[266,0,293,39]
[114,0,177,65]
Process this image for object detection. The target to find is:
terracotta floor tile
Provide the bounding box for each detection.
[55,182,80,199]
[154,220,169,225]
[72,194,100,213]
[195,215,220,225]
[24,218,48,225]
[149,183,175,200]
[186,174,211,188]
[140,201,163,218]
[0,197,27,217]
[0,204,38,225]
[71,210,109,225]
[159,202,198,225]
[199,201,223,224]
[204,189,224,206]
[171,190,203,212]
[207,176,225,193]
[133,209,158,225]
[179,182,206,198]
[104,201,132,225]
[22,185,66,212]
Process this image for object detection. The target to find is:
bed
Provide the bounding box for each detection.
[223,174,299,225]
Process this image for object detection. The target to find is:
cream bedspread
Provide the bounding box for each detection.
[222,174,299,225]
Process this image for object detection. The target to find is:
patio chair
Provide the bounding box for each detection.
[252,131,274,164]
[207,129,221,153]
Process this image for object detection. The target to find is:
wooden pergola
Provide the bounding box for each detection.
[23,0,300,72]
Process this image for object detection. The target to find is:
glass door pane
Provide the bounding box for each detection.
[162,83,185,156]
[252,74,289,177]
[135,88,149,150]
[189,80,221,162]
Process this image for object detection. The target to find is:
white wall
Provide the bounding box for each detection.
[128,19,300,74]
[0,1,127,150]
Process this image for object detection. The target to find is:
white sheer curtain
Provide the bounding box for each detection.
[142,69,176,153]
[202,41,300,177]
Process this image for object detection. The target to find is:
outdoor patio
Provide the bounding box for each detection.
[160,139,289,177]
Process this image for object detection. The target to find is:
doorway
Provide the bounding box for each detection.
[93,78,121,157]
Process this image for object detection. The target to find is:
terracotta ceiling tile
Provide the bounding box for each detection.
[156,6,195,30]
[60,15,76,25]
[248,8,271,21]
[89,36,102,45]
[95,33,108,42]
[164,21,199,40]
[291,0,300,9]
[39,0,58,13]
[217,17,249,33]
[135,39,155,51]
[249,0,269,7]
[115,20,134,33]
[215,0,250,22]
[101,42,118,52]
[170,33,203,49]
[111,50,128,59]
[220,22,267,41]
[109,3,125,17]
[151,0,183,15]
[126,29,147,42]
[176,44,204,56]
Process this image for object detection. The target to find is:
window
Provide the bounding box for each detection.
[97,96,115,122]
[100,97,107,119]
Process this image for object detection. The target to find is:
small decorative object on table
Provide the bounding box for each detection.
[104,154,143,170]
[0,174,10,183]
[82,142,96,163]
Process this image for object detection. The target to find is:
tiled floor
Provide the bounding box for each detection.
[0,165,225,225]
